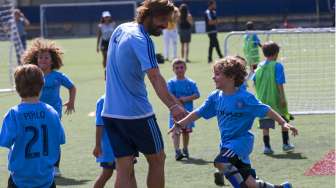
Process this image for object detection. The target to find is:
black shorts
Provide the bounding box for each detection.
[8,176,56,188]
[179,29,192,43]
[214,148,254,181]
[100,162,116,170]
[102,115,164,158]
[100,39,110,52]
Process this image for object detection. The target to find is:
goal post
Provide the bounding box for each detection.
[0,0,25,93]
[40,1,137,38]
[223,28,335,115]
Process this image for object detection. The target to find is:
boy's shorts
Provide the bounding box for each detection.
[100,162,116,170]
[214,148,254,181]
[103,115,164,158]
[182,127,192,133]
[8,176,56,188]
[259,116,290,129]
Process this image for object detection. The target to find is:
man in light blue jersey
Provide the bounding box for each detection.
[102,1,187,188]
[169,57,298,188]
[0,64,65,188]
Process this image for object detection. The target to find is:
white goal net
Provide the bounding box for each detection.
[0,0,24,93]
[224,28,335,115]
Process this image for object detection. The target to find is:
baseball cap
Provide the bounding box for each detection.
[102,11,111,18]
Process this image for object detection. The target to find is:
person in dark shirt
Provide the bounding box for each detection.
[204,0,223,63]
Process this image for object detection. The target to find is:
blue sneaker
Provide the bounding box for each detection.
[263,146,274,154]
[175,150,184,161]
[281,181,293,188]
[182,148,189,159]
[283,144,295,153]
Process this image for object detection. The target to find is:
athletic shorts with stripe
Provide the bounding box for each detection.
[102,115,164,158]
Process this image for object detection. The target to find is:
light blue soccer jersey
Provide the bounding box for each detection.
[40,71,74,118]
[95,95,115,163]
[0,102,65,188]
[253,60,286,84]
[102,22,158,119]
[167,77,200,128]
[195,89,269,164]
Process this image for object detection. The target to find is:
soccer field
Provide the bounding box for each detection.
[0,33,335,188]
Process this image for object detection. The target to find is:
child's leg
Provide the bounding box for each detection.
[259,118,275,154]
[172,133,183,160]
[281,126,289,145]
[94,163,114,188]
[263,128,271,148]
[182,132,189,153]
[172,132,181,151]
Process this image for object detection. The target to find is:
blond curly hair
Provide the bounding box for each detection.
[21,38,64,70]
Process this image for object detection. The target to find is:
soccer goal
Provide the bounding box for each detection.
[40,1,137,38]
[223,28,335,115]
[0,0,25,93]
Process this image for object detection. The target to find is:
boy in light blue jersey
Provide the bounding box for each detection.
[92,95,116,188]
[167,59,200,160]
[169,57,298,188]
[22,38,77,175]
[0,64,65,188]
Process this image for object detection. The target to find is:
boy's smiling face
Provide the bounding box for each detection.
[212,67,234,90]
[37,51,52,72]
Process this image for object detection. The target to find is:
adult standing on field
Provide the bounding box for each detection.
[102,1,187,188]
[96,11,116,69]
[14,9,30,50]
[205,0,223,63]
[178,3,193,63]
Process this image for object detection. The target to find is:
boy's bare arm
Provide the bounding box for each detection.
[64,86,76,114]
[168,111,200,134]
[277,84,287,108]
[267,109,298,136]
[93,126,103,157]
[179,94,199,103]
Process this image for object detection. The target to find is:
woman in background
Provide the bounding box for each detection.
[96,11,115,69]
[178,4,193,63]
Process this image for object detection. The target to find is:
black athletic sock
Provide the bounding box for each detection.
[282,131,289,145]
[263,135,271,148]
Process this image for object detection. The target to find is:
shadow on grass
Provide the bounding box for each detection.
[265,152,307,160]
[180,157,213,165]
[55,176,90,186]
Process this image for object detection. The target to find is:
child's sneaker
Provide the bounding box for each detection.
[283,144,295,153]
[54,167,61,177]
[214,171,225,186]
[182,148,189,159]
[175,150,184,161]
[281,181,293,188]
[263,146,274,154]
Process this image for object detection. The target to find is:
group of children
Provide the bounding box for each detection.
[0,33,298,187]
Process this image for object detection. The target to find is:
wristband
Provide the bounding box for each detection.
[169,104,179,111]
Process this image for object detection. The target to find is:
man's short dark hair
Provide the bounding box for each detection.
[262,41,280,57]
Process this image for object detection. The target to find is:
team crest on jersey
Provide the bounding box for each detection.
[236,101,244,108]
